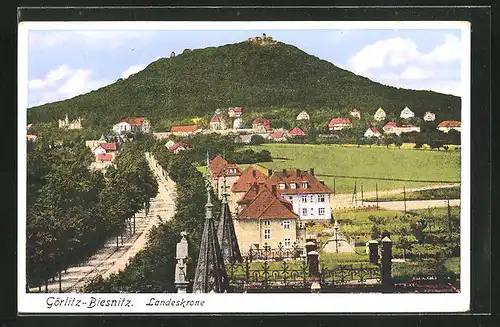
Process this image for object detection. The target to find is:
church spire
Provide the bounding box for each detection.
[192,152,229,293]
[217,174,242,265]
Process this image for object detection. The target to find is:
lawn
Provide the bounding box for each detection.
[364,186,461,202]
[242,144,460,194]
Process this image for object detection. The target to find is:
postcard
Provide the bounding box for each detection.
[18,20,470,313]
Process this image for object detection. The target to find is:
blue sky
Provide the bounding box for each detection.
[27,28,463,107]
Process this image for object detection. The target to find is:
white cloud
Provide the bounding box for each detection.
[28,65,111,107]
[400,66,433,79]
[28,64,71,89]
[121,64,147,79]
[346,33,462,96]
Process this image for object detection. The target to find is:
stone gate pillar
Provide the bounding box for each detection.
[381,236,393,292]
[175,232,189,293]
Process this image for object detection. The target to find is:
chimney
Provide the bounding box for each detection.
[271,184,277,196]
[320,180,325,185]
[252,170,257,178]
[282,169,287,177]
[310,168,315,176]
[268,169,273,177]
[296,169,301,176]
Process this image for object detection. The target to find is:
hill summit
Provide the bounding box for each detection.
[27,38,461,128]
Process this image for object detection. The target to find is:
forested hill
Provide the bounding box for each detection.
[27,40,461,129]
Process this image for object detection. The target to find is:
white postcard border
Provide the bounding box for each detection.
[17,20,471,314]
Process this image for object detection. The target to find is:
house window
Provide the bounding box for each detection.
[302,182,308,188]
[318,194,325,202]
[263,220,271,226]
[290,183,296,189]
[301,195,307,203]
[279,183,286,189]
[284,237,291,248]
[264,229,272,240]
[310,208,314,216]
[283,220,291,230]
[302,208,308,216]
[319,208,325,215]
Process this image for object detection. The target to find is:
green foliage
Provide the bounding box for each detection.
[26,134,158,289]
[27,41,460,129]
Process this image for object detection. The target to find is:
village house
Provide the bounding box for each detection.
[210,114,228,130]
[437,120,461,133]
[58,114,82,130]
[252,118,272,133]
[268,130,287,142]
[399,124,420,133]
[234,183,299,253]
[153,132,172,139]
[288,127,306,137]
[230,166,269,213]
[424,112,436,122]
[364,127,382,138]
[232,117,244,129]
[400,106,415,119]
[209,155,242,199]
[328,117,352,131]
[265,168,333,221]
[350,109,361,119]
[93,142,117,162]
[228,107,244,118]
[168,142,193,154]
[170,125,202,136]
[296,110,310,121]
[374,107,386,121]
[113,117,151,134]
[383,122,400,135]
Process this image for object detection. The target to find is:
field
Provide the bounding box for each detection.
[243,144,460,194]
[364,186,461,202]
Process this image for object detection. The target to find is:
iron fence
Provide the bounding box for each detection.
[319,263,381,287]
[246,242,305,262]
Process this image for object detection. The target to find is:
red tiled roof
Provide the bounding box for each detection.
[232,167,269,193]
[384,122,397,128]
[210,155,229,176]
[369,127,381,135]
[229,107,244,113]
[170,125,200,133]
[96,153,113,161]
[237,185,298,220]
[99,142,117,151]
[168,142,192,152]
[438,120,461,128]
[253,118,270,125]
[120,117,146,125]
[269,131,286,139]
[328,117,351,127]
[265,169,333,195]
[288,127,306,136]
[210,115,224,122]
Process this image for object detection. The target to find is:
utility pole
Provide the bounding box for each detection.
[376,183,379,209]
[361,182,364,206]
[403,186,407,213]
[352,180,357,204]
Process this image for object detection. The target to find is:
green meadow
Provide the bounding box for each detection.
[242,144,460,194]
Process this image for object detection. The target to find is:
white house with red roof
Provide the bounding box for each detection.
[210,114,228,130]
[399,124,420,133]
[209,155,243,199]
[350,109,361,119]
[93,142,117,155]
[252,118,272,132]
[364,127,381,138]
[383,122,420,135]
[328,117,352,131]
[265,168,333,220]
[113,117,150,134]
[228,107,244,118]
[268,130,287,142]
[170,125,202,136]
[437,120,461,133]
[288,127,306,137]
[168,142,193,154]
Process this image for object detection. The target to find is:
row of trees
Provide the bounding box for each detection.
[26,135,158,291]
[84,141,221,292]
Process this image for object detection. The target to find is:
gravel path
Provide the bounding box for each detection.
[29,153,176,293]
